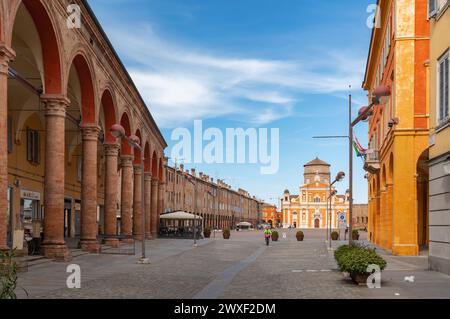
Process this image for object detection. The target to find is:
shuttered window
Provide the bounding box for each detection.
[429,0,437,17]
[26,127,40,164]
[438,53,449,124]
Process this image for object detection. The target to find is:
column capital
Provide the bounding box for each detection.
[81,124,101,141]
[144,173,153,181]
[121,155,134,167]
[133,164,143,174]
[41,94,71,118]
[0,43,16,75]
[151,179,159,186]
[104,143,120,157]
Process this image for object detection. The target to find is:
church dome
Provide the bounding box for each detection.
[304,157,330,167]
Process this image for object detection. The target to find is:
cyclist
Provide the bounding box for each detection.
[264,227,272,246]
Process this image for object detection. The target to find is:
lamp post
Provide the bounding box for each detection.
[328,171,344,249]
[110,124,149,264]
[314,84,391,246]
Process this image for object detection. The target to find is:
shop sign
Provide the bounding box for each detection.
[21,189,41,201]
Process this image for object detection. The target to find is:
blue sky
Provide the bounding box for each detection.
[88,0,375,206]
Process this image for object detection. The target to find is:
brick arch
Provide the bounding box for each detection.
[144,142,151,173]
[66,53,96,124]
[158,157,164,181]
[100,88,117,143]
[120,112,132,155]
[381,164,387,188]
[11,0,63,94]
[133,129,142,164]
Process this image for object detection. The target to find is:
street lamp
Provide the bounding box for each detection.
[328,172,345,249]
[349,85,391,245]
[110,124,149,264]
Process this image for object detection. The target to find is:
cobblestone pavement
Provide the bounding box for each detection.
[16,229,450,299]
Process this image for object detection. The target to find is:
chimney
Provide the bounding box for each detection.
[180,164,184,171]
[191,168,196,176]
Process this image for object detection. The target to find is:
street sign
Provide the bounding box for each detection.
[338,213,346,229]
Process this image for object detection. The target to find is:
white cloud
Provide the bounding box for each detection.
[105,23,365,128]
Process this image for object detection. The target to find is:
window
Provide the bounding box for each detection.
[438,52,449,125]
[27,127,40,164]
[7,117,13,153]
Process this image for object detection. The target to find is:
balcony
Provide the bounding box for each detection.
[364,150,380,174]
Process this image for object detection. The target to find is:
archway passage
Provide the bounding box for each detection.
[100,90,117,143]
[21,0,62,94]
[120,113,132,155]
[417,150,429,248]
[72,54,95,124]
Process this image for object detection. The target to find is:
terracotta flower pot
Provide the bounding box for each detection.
[350,273,370,285]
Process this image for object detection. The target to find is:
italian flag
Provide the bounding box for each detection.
[353,137,367,157]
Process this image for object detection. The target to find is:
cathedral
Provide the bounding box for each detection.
[281,158,349,229]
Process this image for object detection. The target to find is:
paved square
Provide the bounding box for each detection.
[15,230,450,299]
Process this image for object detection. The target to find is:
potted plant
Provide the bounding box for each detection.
[0,249,19,299]
[223,228,231,240]
[334,245,387,285]
[331,231,339,241]
[271,231,279,241]
[296,231,304,241]
[203,227,211,238]
[352,229,360,240]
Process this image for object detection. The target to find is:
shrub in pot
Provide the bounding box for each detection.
[296,231,304,241]
[271,231,279,241]
[334,245,387,285]
[203,227,211,238]
[331,231,339,241]
[223,228,231,239]
[352,229,360,240]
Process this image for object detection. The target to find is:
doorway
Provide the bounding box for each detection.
[314,219,320,229]
[64,199,72,238]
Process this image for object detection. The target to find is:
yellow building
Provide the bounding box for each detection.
[281,158,349,229]
[428,0,450,274]
[363,0,430,256]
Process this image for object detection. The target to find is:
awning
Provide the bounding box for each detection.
[237,222,252,227]
[160,211,203,220]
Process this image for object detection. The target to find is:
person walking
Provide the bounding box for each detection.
[264,227,272,246]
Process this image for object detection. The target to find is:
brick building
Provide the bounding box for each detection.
[1,0,167,260]
[164,163,260,230]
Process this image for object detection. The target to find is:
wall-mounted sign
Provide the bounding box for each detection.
[20,189,41,201]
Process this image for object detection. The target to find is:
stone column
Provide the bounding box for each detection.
[0,44,15,250]
[151,179,159,238]
[79,124,101,253]
[157,182,165,232]
[41,95,71,260]
[103,143,120,247]
[120,155,134,242]
[133,164,143,240]
[144,173,152,239]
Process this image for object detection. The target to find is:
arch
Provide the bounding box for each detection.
[12,0,63,94]
[67,53,96,124]
[99,89,118,143]
[133,129,142,164]
[144,142,151,173]
[158,156,164,181]
[388,152,394,184]
[120,112,132,155]
[381,164,387,188]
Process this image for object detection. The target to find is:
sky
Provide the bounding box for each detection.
[88,0,376,206]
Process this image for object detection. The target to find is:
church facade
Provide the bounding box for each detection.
[281,158,349,229]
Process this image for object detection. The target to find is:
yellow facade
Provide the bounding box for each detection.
[428,1,450,274]
[363,0,430,256]
[281,158,349,230]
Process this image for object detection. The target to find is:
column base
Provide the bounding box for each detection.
[41,243,71,261]
[120,237,134,244]
[80,240,101,253]
[134,234,144,241]
[145,232,153,240]
[151,231,158,239]
[104,238,120,248]
[392,244,419,256]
